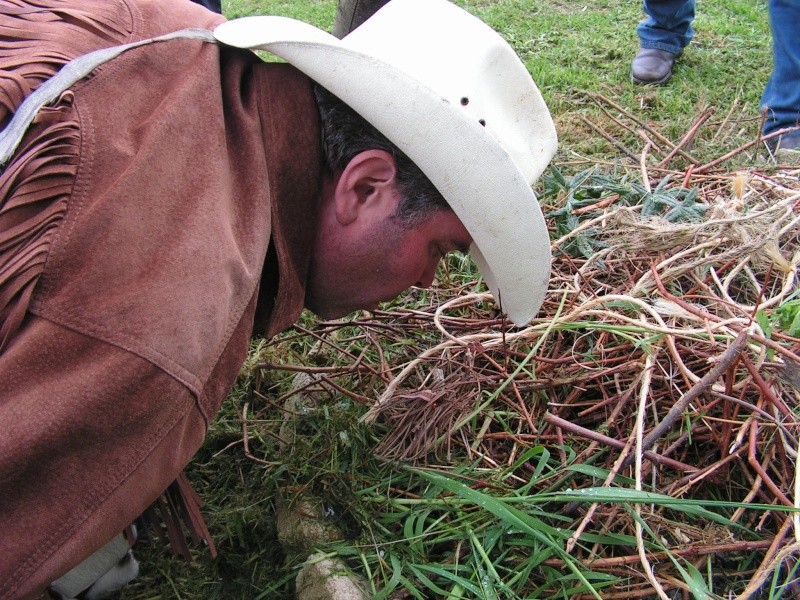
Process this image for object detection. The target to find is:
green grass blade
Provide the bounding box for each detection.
[410,467,603,600]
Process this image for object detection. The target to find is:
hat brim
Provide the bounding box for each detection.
[214,14,553,325]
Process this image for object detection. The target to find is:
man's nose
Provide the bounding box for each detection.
[415,259,440,288]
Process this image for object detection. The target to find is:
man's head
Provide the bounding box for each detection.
[305,86,471,318]
[215,0,558,324]
[313,85,450,225]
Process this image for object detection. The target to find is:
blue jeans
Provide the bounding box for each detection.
[761,0,800,138]
[637,0,696,55]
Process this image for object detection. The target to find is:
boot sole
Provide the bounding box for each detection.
[630,70,673,85]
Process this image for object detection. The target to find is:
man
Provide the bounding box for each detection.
[630,0,800,157]
[0,0,557,597]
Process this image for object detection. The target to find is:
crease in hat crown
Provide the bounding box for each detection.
[214,0,558,325]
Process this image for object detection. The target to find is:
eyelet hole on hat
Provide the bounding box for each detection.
[479,119,486,127]
[460,97,469,106]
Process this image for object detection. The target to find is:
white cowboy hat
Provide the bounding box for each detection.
[214,0,557,325]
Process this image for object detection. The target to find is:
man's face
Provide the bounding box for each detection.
[305,150,472,319]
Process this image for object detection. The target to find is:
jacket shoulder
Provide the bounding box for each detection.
[0,0,225,125]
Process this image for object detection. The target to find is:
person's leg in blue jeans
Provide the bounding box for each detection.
[631,0,696,85]
[761,0,800,156]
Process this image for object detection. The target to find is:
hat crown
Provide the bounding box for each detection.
[340,0,556,185]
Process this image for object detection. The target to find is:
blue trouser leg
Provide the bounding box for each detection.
[637,0,696,55]
[760,0,800,139]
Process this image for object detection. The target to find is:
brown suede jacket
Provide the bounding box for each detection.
[0,1,322,597]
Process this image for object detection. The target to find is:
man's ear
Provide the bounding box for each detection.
[333,150,398,225]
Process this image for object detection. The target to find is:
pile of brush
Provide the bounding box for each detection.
[351,163,800,598]
[253,104,799,594]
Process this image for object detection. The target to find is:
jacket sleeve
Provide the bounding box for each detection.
[0,1,231,598]
[0,284,256,599]
[0,317,208,599]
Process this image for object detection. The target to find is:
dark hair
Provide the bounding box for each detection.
[313,84,451,224]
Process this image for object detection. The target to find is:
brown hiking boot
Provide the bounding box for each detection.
[631,48,678,85]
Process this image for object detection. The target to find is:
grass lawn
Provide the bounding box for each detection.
[121,1,799,598]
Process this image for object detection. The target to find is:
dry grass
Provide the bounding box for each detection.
[348,115,800,595]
